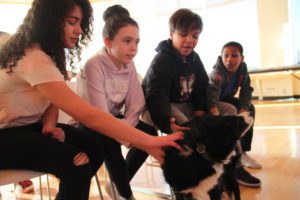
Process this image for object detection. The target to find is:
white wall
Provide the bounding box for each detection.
[0,0,298,76]
[290,0,300,64]
[0,4,30,34]
[198,0,260,73]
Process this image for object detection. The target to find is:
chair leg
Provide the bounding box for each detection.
[103,164,118,200]
[39,176,43,200]
[170,187,176,200]
[94,174,104,200]
[132,155,175,200]
[46,175,51,200]
[109,179,118,200]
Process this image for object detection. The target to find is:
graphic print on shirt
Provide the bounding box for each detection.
[179,74,195,101]
[105,78,129,111]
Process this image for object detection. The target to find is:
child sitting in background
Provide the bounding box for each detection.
[207,41,261,187]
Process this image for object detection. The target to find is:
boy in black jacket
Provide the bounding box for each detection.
[207,41,261,187]
[142,8,219,200]
[142,8,208,134]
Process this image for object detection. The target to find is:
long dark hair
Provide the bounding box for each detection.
[0,0,93,80]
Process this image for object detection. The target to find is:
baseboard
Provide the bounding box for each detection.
[253,95,300,100]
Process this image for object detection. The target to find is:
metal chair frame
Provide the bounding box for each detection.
[0,169,51,200]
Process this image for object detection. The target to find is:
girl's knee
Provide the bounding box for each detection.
[73,152,90,166]
[57,153,93,181]
[229,106,238,115]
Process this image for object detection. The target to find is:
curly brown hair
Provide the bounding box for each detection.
[0,0,93,80]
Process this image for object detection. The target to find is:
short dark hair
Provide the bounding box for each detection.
[222,41,244,55]
[102,4,138,40]
[169,8,203,33]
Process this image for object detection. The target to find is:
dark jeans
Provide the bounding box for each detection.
[0,123,103,200]
[80,120,157,199]
[221,96,255,152]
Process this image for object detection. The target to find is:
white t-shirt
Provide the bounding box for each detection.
[0,46,64,128]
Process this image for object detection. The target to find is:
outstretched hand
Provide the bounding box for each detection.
[170,117,190,132]
[144,131,184,164]
[42,127,65,142]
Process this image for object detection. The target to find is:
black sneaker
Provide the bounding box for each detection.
[236,167,261,187]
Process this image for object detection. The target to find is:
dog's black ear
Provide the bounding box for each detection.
[182,118,201,135]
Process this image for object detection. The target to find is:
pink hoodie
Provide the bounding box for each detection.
[76,48,145,127]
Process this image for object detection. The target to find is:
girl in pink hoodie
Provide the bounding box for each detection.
[76,5,157,200]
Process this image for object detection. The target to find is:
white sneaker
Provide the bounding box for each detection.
[241,152,262,169]
[105,182,120,200]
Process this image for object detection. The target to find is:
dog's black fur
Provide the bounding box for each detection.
[161,114,251,200]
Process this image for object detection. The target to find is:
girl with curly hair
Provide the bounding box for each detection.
[0,0,183,199]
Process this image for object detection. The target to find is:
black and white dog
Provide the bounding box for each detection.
[161,113,253,200]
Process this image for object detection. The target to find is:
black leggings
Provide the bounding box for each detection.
[80,120,157,199]
[0,123,103,200]
[221,96,255,152]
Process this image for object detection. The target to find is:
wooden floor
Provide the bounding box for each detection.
[1,99,300,200]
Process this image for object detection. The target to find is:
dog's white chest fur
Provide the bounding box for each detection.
[182,164,224,200]
[181,150,236,200]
